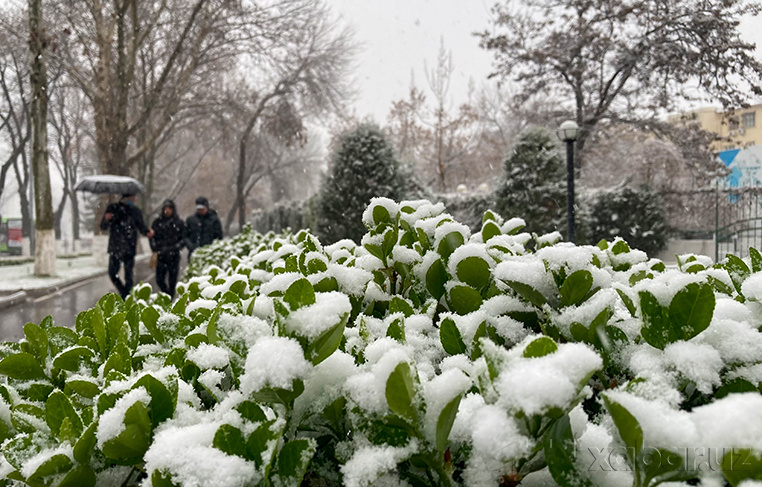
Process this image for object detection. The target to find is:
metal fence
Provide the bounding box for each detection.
[715,186,762,261]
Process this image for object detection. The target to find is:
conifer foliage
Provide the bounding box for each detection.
[316,124,405,243]
[493,127,567,237]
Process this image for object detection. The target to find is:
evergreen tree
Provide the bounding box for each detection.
[493,127,567,237]
[588,185,668,256]
[317,125,405,243]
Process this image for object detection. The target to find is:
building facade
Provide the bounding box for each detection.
[670,103,761,151]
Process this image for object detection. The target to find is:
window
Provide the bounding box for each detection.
[743,112,756,128]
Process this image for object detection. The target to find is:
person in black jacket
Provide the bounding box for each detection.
[100,194,153,299]
[150,199,185,298]
[184,196,223,256]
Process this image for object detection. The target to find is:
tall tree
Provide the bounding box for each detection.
[317,124,406,243]
[54,0,242,175]
[28,0,55,275]
[479,0,762,168]
[228,0,355,231]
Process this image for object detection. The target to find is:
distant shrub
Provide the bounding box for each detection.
[315,124,406,243]
[587,184,668,256]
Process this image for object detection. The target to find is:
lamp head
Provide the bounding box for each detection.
[557,120,579,142]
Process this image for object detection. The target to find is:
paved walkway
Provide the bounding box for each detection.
[0,253,151,308]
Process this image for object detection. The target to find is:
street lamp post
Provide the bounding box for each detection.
[557,120,579,244]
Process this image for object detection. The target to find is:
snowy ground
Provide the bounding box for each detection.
[0,253,150,291]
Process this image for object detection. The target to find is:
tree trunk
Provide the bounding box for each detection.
[54,191,67,240]
[29,0,56,276]
[70,189,81,240]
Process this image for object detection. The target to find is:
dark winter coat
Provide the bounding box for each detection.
[184,209,223,252]
[100,201,150,259]
[150,200,185,258]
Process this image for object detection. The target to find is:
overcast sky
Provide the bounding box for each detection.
[323,0,496,122]
[324,0,762,122]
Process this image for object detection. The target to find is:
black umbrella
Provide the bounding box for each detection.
[74,175,146,195]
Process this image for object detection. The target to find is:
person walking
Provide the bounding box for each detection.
[100,193,153,299]
[184,196,223,256]
[150,199,185,298]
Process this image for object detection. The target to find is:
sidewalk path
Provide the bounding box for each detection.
[0,253,151,307]
[0,254,155,341]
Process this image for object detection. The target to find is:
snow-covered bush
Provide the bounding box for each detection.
[493,127,568,238]
[1,198,762,487]
[587,184,668,256]
[315,125,406,244]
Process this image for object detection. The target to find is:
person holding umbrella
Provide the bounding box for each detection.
[100,193,154,299]
[149,200,185,298]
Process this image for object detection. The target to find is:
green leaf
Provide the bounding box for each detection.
[612,240,630,255]
[367,417,413,447]
[456,256,491,290]
[722,448,762,486]
[503,280,547,308]
[213,424,248,458]
[23,323,48,365]
[570,322,589,342]
[205,306,220,346]
[133,374,175,428]
[523,336,558,358]
[66,379,101,399]
[307,313,348,365]
[639,291,676,350]
[439,318,467,355]
[251,379,305,408]
[386,318,405,342]
[641,448,693,485]
[91,306,108,355]
[751,248,762,273]
[437,231,464,262]
[372,204,391,226]
[47,326,78,356]
[53,346,95,372]
[46,390,83,438]
[2,433,40,471]
[57,464,97,487]
[284,278,316,310]
[0,352,47,380]
[436,394,462,453]
[277,438,315,481]
[151,470,180,487]
[481,220,501,242]
[616,289,636,317]
[544,414,591,487]
[559,270,594,307]
[141,306,166,344]
[425,258,448,300]
[28,454,72,482]
[603,396,643,462]
[107,312,129,352]
[103,342,132,377]
[447,285,483,315]
[102,400,153,464]
[725,254,751,295]
[247,421,277,467]
[470,321,488,361]
[716,377,758,399]
[236,401,266,423]
[73,423,97,463]
[385,362,417,423]
[11,404,46,433]
[389,296,414,317]
[669,282,715,341]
